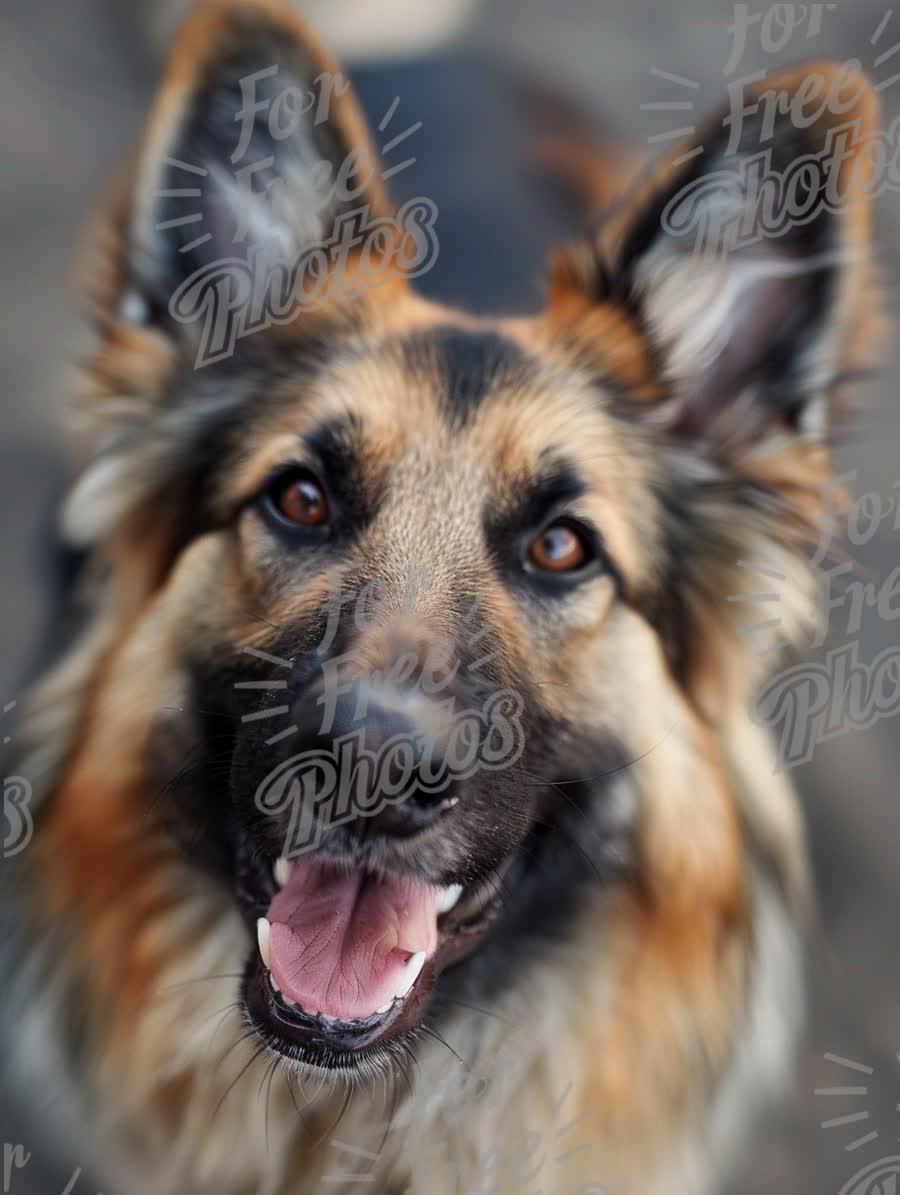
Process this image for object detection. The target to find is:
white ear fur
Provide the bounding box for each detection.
[634,247,854,414]
[623,196,867,446]
[133,73,342,299]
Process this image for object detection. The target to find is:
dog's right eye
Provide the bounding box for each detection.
[262,471,330,530]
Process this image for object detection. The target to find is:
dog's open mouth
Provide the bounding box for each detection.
[241,852,508,1066]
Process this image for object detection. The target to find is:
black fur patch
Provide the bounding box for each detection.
[399,327,530,421]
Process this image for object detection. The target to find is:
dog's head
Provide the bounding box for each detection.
[52,0,879,1074]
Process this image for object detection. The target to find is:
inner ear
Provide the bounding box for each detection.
[145,57,353,289]
[554,63,880,452]
[124,0,392,320]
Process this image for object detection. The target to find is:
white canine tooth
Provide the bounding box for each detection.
[375,1000,393,1015]
[435,884,463,915]
[270,973,281,993]
[397,951,426,999]
[256,918,271,969]
[273,857,292,888]
[282,994,296,1007]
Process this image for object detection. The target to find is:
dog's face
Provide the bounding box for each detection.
[52,1,878,1078]
[124,302,659,1069]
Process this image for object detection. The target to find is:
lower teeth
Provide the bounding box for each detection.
[267,971,397,1024]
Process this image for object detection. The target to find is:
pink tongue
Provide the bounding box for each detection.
[266,861,438,1021]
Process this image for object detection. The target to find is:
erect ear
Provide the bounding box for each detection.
[91,0,402,359]
[552,62,882,454]
[66,0,420,592]
[548,65,884,709]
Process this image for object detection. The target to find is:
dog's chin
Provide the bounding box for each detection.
[234,833,516,1073]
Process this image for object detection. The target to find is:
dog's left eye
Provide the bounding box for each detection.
[527,520,594,573]
[264,471,330,528]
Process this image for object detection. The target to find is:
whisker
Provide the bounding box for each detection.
[285,1068,303,1116]
[153,972,243,996]
[435,996,513,1026]
[213,1027,259,1076]
[420,1024,467,1067]
[393,1049,415,1100]
[263,1055,280,1150]
[519,729,674,788]
[309,1084,354,1152]
[240,608,283,633]
[213,1044,266,1121]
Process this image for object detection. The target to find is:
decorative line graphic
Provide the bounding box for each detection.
[815,1047,900,1191]
[817,1053,880,1153]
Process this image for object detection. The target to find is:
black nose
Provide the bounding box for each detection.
[292,679,458,839]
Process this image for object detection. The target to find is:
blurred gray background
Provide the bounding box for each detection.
[2,0,900,1191]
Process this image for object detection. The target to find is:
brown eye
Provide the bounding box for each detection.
[528,521,591,573]
[271,474,329,527]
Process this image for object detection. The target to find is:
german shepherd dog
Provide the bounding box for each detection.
[5,1,882,1192]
